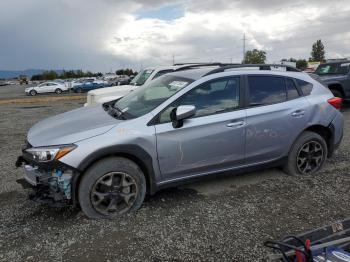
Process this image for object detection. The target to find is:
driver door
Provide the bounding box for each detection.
[155,76,246,181]
[38,83,49,93]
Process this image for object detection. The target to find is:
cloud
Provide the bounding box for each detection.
[0,0,138,71]
[0,0,350,71]
[108,0,350,65]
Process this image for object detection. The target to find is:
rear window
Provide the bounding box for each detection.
[296,79,313,96]
[315,63,350,75]
[248,76,286,106]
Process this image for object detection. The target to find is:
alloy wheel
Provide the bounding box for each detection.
[90,172,138,216]
[296,140,324,175]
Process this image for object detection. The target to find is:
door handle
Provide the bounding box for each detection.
[291,110,305,118]
[227,120,244,127]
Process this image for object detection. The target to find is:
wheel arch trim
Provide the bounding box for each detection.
[301,124,334,157]
[73,145,158,205]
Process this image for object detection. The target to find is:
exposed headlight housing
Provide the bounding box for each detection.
[26,145,76,162]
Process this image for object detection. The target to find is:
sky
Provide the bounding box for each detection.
[0,0,350,72]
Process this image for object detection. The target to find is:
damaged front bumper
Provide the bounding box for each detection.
[16,155,77,207]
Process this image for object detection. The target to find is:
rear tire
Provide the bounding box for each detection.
[29,90,37,96]
[283,131,327,176]
[55,88,62,94]
[78,157,146,219]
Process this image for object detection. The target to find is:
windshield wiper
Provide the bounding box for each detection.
[106,104,127,120]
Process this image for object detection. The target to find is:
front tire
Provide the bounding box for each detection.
[55,88,62,94]
[78,157,146,219]
[29,90,37,96]
[283,131,327,176]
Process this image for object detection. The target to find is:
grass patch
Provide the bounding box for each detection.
[0,95,85,105]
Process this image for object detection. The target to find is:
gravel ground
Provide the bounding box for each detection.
[0,101,350,261]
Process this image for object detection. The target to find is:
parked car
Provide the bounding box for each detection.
[85,63,222,106]
[72,79,108,93]
[65,80,82,90]
[16,64,343,219]
[0,79,7,86]
[107,75,131,86]
[314,60,350,100]
[25,81,68,96]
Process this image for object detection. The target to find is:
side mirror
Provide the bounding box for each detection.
[170,105,196,128]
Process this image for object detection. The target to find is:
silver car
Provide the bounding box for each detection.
[16,64,344,219]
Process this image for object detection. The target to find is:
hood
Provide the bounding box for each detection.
[28,104,120,146]
[96,95,123,104]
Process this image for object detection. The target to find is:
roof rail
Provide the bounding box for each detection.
[173,63,214,66]
[203,64,301,76]
[174,63,240,72]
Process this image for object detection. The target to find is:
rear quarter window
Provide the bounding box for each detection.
[296,79,313,96]
[285,78,300,100]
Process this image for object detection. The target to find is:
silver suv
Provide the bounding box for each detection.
[16,64,344,219]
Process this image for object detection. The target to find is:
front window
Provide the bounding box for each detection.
[315,63,350,75]
[130,69,154,86]
[113,75,194,118]
[159,77,240,123]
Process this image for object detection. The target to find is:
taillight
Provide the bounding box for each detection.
[328,97,343,110]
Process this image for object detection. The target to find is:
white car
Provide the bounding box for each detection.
[25,81,68,96]
[85,64,207,106]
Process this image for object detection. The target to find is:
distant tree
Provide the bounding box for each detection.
[296,59,308,70]
[31,69,105,80]
[310,39,325,62]
[115,68,137,76]
[115,69,124,75]
[42,70,58,80]
[31,74,43,81]
[243,49,266,64]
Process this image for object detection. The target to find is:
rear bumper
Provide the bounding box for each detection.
[328,112,344,156]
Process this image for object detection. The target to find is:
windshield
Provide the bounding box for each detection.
[315,63,350,75]
[130,69,154,86]
[114,75,194,118]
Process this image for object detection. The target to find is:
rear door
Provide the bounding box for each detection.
[48,83,58,92]
[155,76,246,181]
[245,75,311,164]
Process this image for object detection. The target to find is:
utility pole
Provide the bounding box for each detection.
[172,54,175,65]
[242,33,246,63]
